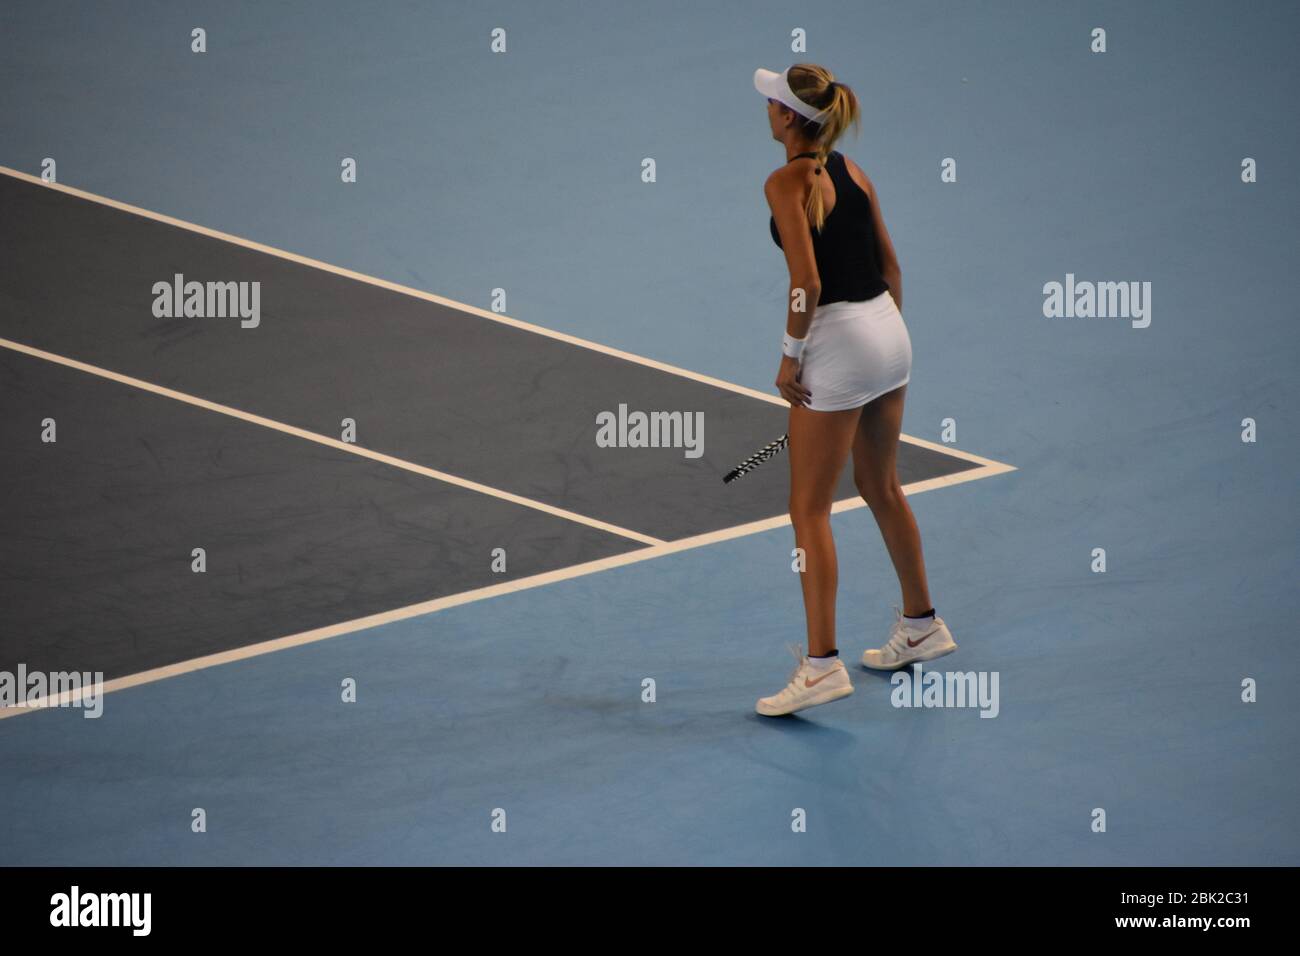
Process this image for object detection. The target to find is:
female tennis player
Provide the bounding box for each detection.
[753,64,957,717]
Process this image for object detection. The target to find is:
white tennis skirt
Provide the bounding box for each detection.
[800,290,912,412]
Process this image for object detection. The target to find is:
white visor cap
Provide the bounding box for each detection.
[754,67,828,124]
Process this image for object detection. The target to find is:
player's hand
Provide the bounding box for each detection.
[775,355,811,407]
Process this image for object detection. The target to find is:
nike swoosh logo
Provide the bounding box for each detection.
[906,632,935,648]
[804,670,838,688]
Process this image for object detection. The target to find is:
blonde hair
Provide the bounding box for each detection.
[785,63,861,231]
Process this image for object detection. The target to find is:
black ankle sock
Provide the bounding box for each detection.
[905,608,935,621]
[809,649,839,659]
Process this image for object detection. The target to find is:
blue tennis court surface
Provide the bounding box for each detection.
[0,0,1296,866]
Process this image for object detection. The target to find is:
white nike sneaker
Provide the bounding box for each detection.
[861,608,958,670]
[756,644,854,717]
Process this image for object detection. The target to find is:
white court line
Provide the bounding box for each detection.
[0,335,665,547]
[0,453,1015,721]
[0,166,1018,719]
[0,165,784,403]
[2,163,1004,465]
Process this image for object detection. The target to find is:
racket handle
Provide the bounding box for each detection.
[722,433,789,484]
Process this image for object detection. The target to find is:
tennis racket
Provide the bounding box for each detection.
[722,433,789,483]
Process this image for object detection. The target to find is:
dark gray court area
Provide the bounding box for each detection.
[0,175,979,544]
[0,349,639,681]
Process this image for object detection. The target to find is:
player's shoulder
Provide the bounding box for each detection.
[764,157,814,195]
[763,164,792,192]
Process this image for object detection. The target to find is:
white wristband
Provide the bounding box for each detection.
[782,333,806,360]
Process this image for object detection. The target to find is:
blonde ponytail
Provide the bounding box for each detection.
[786,64,861,231]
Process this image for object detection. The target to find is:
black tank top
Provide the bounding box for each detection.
[769,150,888,305]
